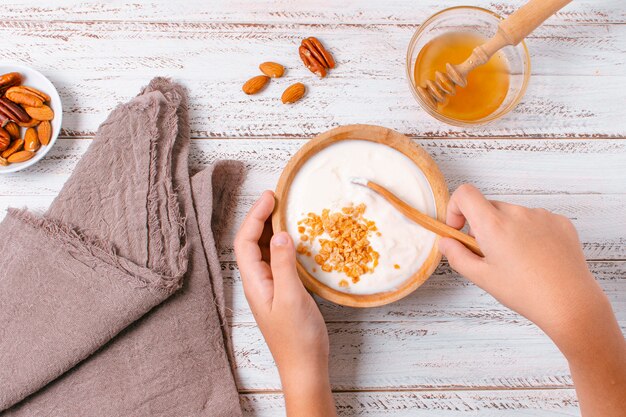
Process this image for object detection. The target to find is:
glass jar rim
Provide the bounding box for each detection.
[406,6,531,127]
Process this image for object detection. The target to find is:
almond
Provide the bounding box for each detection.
[281,83,306,104]
[7,150,34,163]
[24,104,54,121]
[0,127,9,151]
[38,120,52,146]
[259,62,284,78]
[24,127,40,152]
[242,75,270,95]
[1,138,23,159]
[17,119,40,128]
[4,121,20,139]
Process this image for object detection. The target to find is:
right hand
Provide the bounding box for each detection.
[438,184,626,417]
[438,184,610,350]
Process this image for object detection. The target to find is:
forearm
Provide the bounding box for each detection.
[569,345,626,417]
[550,293,626,416]
[280,362,338,417]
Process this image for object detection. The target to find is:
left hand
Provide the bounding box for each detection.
[234,190,330,380]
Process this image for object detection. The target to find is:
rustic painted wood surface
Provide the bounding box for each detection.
[2,0,625,138]
[240,390,581,416]
[1,1,625,415]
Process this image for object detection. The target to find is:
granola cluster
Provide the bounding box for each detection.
[296,203,380,285]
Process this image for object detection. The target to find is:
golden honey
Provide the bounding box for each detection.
[414,31,510,121]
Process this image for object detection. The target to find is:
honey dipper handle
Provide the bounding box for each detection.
[498,0,572,46]
[365,181,484,257]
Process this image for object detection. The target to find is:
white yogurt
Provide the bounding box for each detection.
[286,140,437,295]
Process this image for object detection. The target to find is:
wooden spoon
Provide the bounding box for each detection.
[418,0,572,108]
[351,178,483,257]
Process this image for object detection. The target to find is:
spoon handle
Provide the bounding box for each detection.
[365,181,484,257]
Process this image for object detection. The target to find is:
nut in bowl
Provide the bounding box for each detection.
[273,125,449,307]
[0,64,62,173]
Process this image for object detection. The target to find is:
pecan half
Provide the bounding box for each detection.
[6,87,44,108]
[299,37,335,77]
[0,98,31,123]
[21,86,51,102]
[307,37,335,69]
[299,45,326,78]
[0,72,22,94]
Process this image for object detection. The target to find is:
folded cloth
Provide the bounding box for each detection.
[0,78,243,416]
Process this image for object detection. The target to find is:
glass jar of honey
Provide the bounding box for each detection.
[407,6,531,126]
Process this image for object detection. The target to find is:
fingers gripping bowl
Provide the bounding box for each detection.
[273,125,449,307]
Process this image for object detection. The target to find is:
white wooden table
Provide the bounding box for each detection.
[2,1,625,415]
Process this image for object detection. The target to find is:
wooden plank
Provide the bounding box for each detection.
[219,193,626,260]
[3,0,622,24]
[187,138,626,195]
[232,319,574,391]
[0,192,623,318]
[224,261,626,324]
[228,264,624,391]
[0,1,620,410]
[2,139,625,196]
[240,389,579,416]
[1,140,625,258]
[232,260,625,393]
[1,210,622,393]
[0,20,623,138]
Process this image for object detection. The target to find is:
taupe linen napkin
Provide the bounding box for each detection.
[0,78,243,416]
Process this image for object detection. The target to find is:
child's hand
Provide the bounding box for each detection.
[235,191,337,417]
[439,184,626,416]
[438,184,602,342]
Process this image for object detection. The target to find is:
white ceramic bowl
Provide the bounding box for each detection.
[0,63,62,174]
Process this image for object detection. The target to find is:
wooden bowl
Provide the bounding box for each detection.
[273,124,449,307]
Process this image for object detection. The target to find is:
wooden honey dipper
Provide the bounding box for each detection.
[417,0,572,109]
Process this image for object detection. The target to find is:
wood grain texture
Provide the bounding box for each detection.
[1,138,625,196]
[240,389,579,416]
[0,1,624,412]
[231,319,572,391]
[1,140,624,259]
[0,6,623,138]
[2,192,623,258]
[3,0,623,24]
[223,261,625,324]
[0,137,621,393]
[227,262,624,391]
